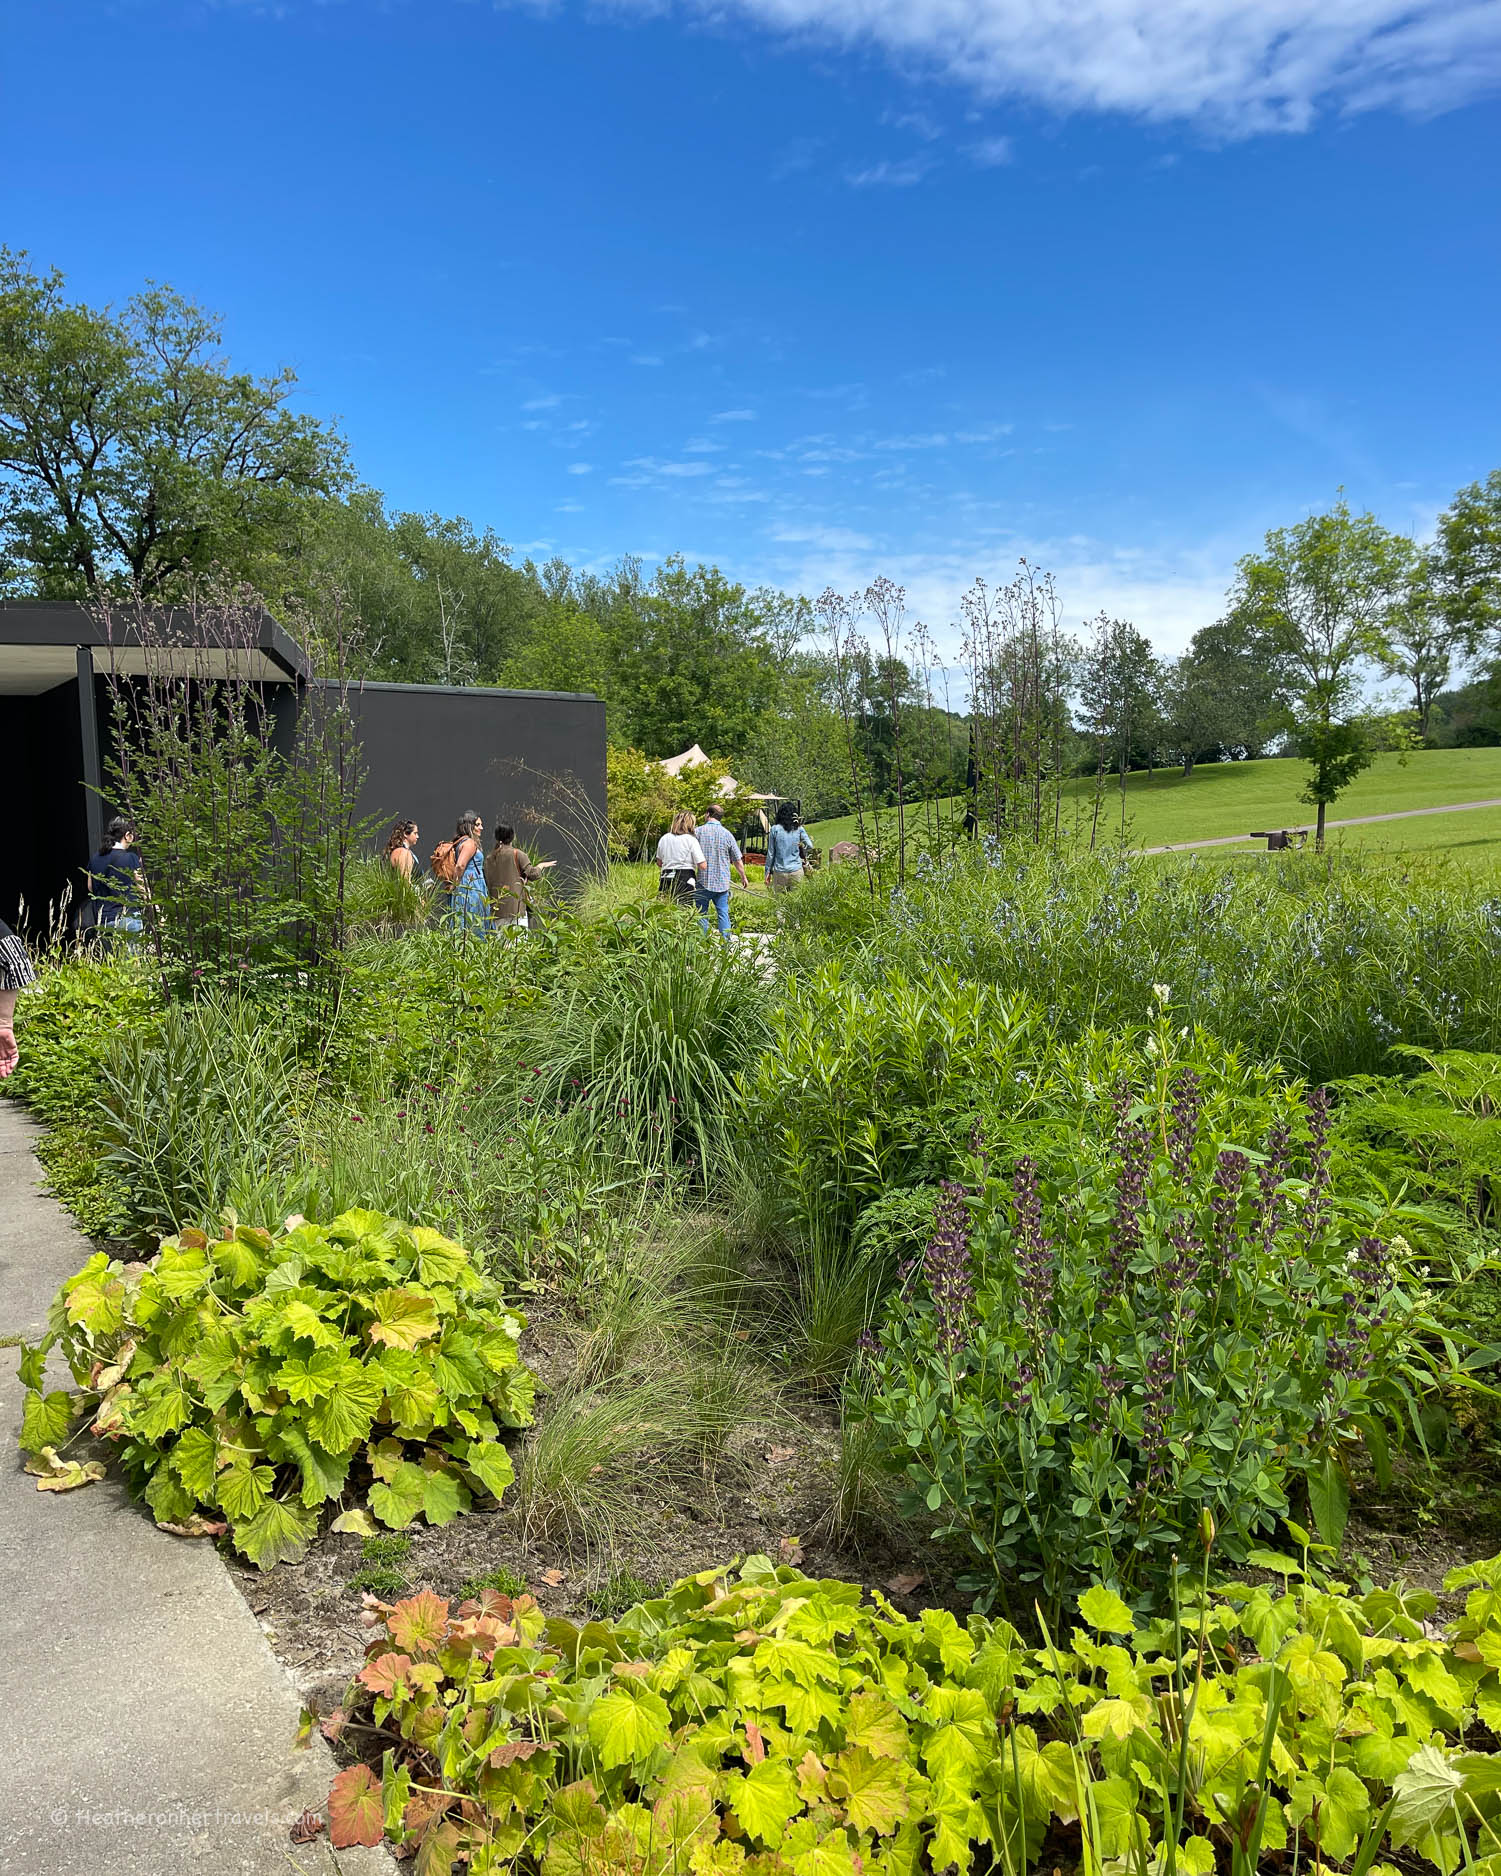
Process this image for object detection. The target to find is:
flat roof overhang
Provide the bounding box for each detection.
[0,599,309,695]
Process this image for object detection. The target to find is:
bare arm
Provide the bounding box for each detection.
[0,988,17,1079]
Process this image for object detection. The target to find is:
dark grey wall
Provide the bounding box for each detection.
[331,682,608,888]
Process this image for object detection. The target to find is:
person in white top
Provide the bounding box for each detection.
[655,811,707,904]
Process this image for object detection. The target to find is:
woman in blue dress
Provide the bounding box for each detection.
[444,810,490,934]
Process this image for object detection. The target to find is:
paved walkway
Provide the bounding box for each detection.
[0,1100,389,1876]
[1143,794,1501,854]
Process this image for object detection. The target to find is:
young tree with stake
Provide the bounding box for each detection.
[1230,499,1406,849]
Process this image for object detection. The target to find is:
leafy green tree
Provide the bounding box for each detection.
[1078,614,1164,795]
[0,250,347,596]
[1373,546,1467,741]
[1231,499,1405,847]
[1160,618,1285,774]
[605,557,782,758]
[1435,469,1501,639]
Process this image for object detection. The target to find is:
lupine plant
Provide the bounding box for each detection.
[861,992,1443,1620]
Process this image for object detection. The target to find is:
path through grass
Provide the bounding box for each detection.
[805,748,1501,863]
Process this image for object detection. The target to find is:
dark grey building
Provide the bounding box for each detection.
[0,600,606,931]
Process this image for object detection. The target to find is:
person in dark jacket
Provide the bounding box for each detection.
[88,817,148,934]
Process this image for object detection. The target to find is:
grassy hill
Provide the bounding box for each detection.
[805,748,1501,866]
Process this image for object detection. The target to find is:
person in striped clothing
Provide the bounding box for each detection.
[0,917,36,1080]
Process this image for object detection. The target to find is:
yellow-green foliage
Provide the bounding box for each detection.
[330,1550,1501,1871]
[17,1210,535,1568]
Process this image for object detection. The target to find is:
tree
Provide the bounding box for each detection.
[1230,499,1405,847]
[606,557,781,758]
[1373,546,1467,740]
[1078,614,1163,814]
[1160,618,1286,775]
[1434,469,1501,641]
[0,250,347,596]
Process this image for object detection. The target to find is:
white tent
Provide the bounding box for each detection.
[656,744,776,800]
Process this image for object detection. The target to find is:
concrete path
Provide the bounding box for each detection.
[1143,794,1501,854]
[0,1100,389,1876]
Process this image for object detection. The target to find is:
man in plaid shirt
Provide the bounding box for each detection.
[695,804,751,937]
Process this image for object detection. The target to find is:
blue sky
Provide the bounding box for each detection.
[2,0,1498,655]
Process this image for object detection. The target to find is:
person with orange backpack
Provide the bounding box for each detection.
[431,810,488,932]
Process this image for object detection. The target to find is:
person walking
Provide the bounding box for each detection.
[655,811,706,904]
[385,819,422,880]
[765,801,814,898]
[438,810,488,932]
[88,817,148,935]
[695,803,750,938]
[0,916,36,1079]
[485,822,549,931]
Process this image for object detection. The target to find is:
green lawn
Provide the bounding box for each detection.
[806,749,1501,863]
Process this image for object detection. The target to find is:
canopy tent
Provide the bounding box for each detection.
[656,743,777,801]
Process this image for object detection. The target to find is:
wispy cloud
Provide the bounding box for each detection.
[844,153,939,186]
[618,457,717,480]
[604,0,1501,132]
[884,107,943,139]
[967,134,1013,166]
[522,394,563,410]
[567,462,594,474]
[631,354,664,367]
[713,408,759,421]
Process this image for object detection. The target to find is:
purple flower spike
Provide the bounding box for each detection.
[923,1179,974,1355]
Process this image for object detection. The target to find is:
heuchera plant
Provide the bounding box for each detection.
[322,1551,1501,1875]
[861,994,1442,1619]
[15,1209,535,1567]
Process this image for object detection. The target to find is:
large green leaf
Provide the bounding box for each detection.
[1077,1585,1135,1635]
[19,1388,75,1456]
[305,1361,384,1452]
[832,1746,909,1834]
[418,1455,468,1527]
[271,1423,351,1508]
[169,1425,219,1500]
[368,1288,441,1351]
[460,1439,515,1502]
[369,1461,428,1531]
[216,1458,275,1522]
[235,1497,318,1570]
[726,1759,802,1842]
[587,1681,671,1770]
[1390,1743,1465,1870]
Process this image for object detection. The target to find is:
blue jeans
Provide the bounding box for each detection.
[695,886,731,937]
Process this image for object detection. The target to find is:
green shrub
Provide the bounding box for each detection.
[326,1549,1501,1874]
[96,986,308,1235]
[518,923,772,1175]
[5,948,161,1126]
[785,846,1501,1084]
[1335,1047,1501,1230]
[16,1210,535,1567]
[862,1009,1444,1618]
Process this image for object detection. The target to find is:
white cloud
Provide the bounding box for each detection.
[608,0,1501,131]
[683,437,728,452]
[522,394,562,410]
[844,153,939,186]
[631,354,664,366]
[622,457,717,478]
[967,134,1014,165]
[713,408,759,421]
[885,107,944,138]
[567,462,594,474]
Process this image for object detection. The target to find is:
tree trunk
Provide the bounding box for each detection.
[1316,800,1327,851]
[1182,754,1196,779]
